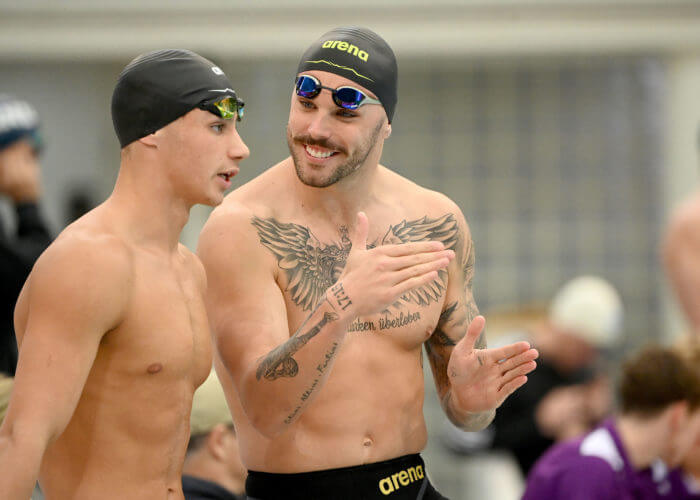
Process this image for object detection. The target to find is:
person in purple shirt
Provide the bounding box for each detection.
[522,344,700,500]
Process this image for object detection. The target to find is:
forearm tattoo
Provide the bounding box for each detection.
[425,301,460,391]
[256,302,339,381]
[284,342,339,424]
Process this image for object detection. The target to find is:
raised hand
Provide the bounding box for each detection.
[447,315,538,414]
[329,212,455,317]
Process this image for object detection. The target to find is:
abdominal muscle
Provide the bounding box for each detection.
[236,334,430,473]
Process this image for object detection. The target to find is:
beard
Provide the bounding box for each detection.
[287,118,384,188]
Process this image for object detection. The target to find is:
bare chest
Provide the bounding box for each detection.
[99,259,212,383]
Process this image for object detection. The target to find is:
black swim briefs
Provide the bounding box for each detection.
[245,453,449,500]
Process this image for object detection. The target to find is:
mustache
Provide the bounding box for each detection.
[292,134,346,154]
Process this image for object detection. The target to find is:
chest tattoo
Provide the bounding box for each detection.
[251,214,458,311]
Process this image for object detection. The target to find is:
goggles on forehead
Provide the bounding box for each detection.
[294,74,381,111]
[199,95,245,121]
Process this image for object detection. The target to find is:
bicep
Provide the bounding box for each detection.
[5,242,128,444]
[198,215,292,389]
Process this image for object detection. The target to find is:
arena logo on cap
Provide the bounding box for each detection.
[321,40,369,62]
[211,66,224,75]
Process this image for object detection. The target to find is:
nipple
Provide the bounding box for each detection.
[147,363,163,374]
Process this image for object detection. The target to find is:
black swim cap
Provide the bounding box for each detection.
[111,49,241,148]
[296,26,398,122]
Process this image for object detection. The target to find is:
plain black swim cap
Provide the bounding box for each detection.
[296,26,398,123]
[111,49,240,148]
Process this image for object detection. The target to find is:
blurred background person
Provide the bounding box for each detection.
[522,344,700,500]
[487,275,622,476]
[183,369,246,500]
[0,94,52,377]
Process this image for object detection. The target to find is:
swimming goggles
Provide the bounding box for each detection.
[200,95,245,121]
[295,74,381,110]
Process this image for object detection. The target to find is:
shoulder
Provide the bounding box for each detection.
[33,225,133,286]
[22,225,133,330]
[526,437,621,498]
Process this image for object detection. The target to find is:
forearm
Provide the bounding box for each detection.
[441,388,495,431]
[241,289,353,436]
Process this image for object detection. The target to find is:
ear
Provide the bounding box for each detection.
[668,401,689,432]
[137,132,159,148]
[384,123,392,139]
[205,423,229,461]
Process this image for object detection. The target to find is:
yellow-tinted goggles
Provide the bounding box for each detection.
[200,96,245,122]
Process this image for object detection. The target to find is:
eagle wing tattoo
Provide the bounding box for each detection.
[251,216,350,311]
[379,213,459,306]
[252,213,458,311]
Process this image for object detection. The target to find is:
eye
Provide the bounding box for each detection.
[298,98,315,109]
[211,123,225,133]
[336,109,357,118]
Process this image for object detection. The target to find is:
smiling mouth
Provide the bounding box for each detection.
[304,144,337,159]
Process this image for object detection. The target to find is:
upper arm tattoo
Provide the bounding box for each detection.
[251,213,459,312]
[461,232,485,349]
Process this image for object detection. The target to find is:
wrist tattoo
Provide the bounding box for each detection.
[330,282,352,311]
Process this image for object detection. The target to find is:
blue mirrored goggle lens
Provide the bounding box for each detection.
[295,75,366,109]
[333,88,365,109]
[295,76,321,98]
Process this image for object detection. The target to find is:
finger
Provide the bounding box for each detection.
[390,270,440,298]
[496,348,539,373]
[382,240,446,257]
[499,360,537,389]
[455,315,486,351]
[350,212,369,252]
[489,342,534,362]
[391,258,449,285]
[383,249,455,272]
[498,375,529,400]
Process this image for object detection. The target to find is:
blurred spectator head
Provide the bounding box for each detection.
[620,344,700,467]
[549,275,623,348]
[186,369,245,489]
[0,95,42,155]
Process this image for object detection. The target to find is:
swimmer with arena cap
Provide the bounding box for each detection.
[198,26,538,500]
[0,49,248,500]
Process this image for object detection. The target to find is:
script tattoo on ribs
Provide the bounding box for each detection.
[256,308,339,381]
[251,213,459,311]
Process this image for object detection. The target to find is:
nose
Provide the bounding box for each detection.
[228,126,250,161]
[306,109,333,142]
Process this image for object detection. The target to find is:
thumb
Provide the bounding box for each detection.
[455,315,486,352]
[351,211,369,252]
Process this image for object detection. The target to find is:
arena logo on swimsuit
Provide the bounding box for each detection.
[378,465,424,495]
[321,40,369,62]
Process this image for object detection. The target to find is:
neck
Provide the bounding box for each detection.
[108,158,191,252]
[183,455,245,495]
[616,414,666,469]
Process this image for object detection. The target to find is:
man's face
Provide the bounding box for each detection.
[156,108,249,206]
[286,70,389,188]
